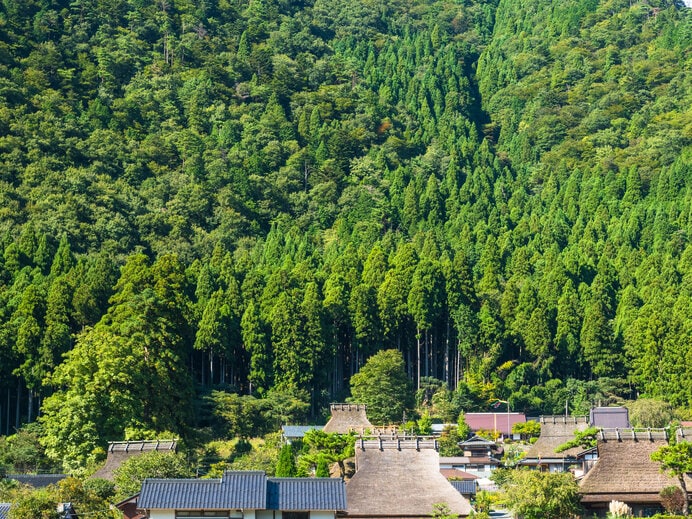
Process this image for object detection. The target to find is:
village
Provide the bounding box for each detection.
[2,403,690,519]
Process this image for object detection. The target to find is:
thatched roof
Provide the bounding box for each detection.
[323,404,373,434]
[346,440,472,518]
[580,431,692,503]
[524,416,589,458]
[92,440,177,480]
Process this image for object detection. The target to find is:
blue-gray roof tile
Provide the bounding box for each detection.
[267,478,346,511]
[138,472,267,510]
[451,480,477,495]
[0,503,10,519]
[281,426,324,438]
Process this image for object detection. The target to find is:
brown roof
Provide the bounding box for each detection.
[463,413,526,436]
[323,404,373,434]
[346,441,472,517]
[524,416,589,458]
[580,433,691,499]
[440,469,478,480]
[92,440,177,480]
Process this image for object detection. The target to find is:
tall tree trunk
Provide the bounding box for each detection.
[15,380,21,430]
[679,475,688,516]
[416,326,421,390]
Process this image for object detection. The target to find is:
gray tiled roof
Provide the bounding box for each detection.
[267,478,346,511]
[281,426,324,438]
[451,480,477,495]
[6,474,67,488]
[138,472,267,510]
[0,503,10,519]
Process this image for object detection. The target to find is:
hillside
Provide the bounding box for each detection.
[0,0,689,470]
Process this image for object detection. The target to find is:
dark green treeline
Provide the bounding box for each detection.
[0,0,689,468]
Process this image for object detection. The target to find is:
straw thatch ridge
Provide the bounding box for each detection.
[579,436,692,503]
[597,428,668,441]
[92,440,177,480]
[346,445,472,518]
[676,427,692,442]
[323,403,373,434]
[524,416,589,458]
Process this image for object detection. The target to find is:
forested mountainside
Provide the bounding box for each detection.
[0,0,689,470]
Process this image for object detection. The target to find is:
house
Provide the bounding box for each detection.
[323,404,373,435]
[438,457,500,480]
[0,503,10,519]
[463,413,526,440]
[346,439,472,518]
[114,495,146,519]
[136,471,346,519]
[520,415,589,473]
[93,440,177,481]
[281,426,324,444]
[579,428,692,517]
[459,435,499,459]
[590,407,630,428]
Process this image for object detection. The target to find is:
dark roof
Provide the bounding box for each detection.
[139,472,267,510]
[267,478,346,510]
[590,407,630,428]
[346,441,471,517]
[6,474,67,488]
[138,472,347,512]
[463,413,526,436]
[281,426,324,439]
[459,435,496,447]
[0,503,10,519]
[451,480,477,496]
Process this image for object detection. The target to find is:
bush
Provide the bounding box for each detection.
[660,486,685,515]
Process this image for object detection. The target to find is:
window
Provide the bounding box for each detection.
[283,512,309,519]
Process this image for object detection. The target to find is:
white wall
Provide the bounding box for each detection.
[150,509,175,519]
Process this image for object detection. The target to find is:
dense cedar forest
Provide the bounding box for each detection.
[0,0,689,471]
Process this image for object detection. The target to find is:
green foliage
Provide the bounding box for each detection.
[555,426,600,453]
[299,430,356,478]
[650,441,692,516]
[626,399,676,428]
[500,470,582,519]
[659,486,685,516]
[349,349,413,424]
[512,421,541,441]
[0,424,56,473]
[431,503,458,519]
[275,444,297,477]
[0,0,687,474]
[438,426,463,457]
[113,451,192,500]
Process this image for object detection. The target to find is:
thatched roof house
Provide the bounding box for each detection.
[520,416,589,472]
[346,439,471,518]
[92,440,177,480]
[580,429,692,517]
[323,404,373,434]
